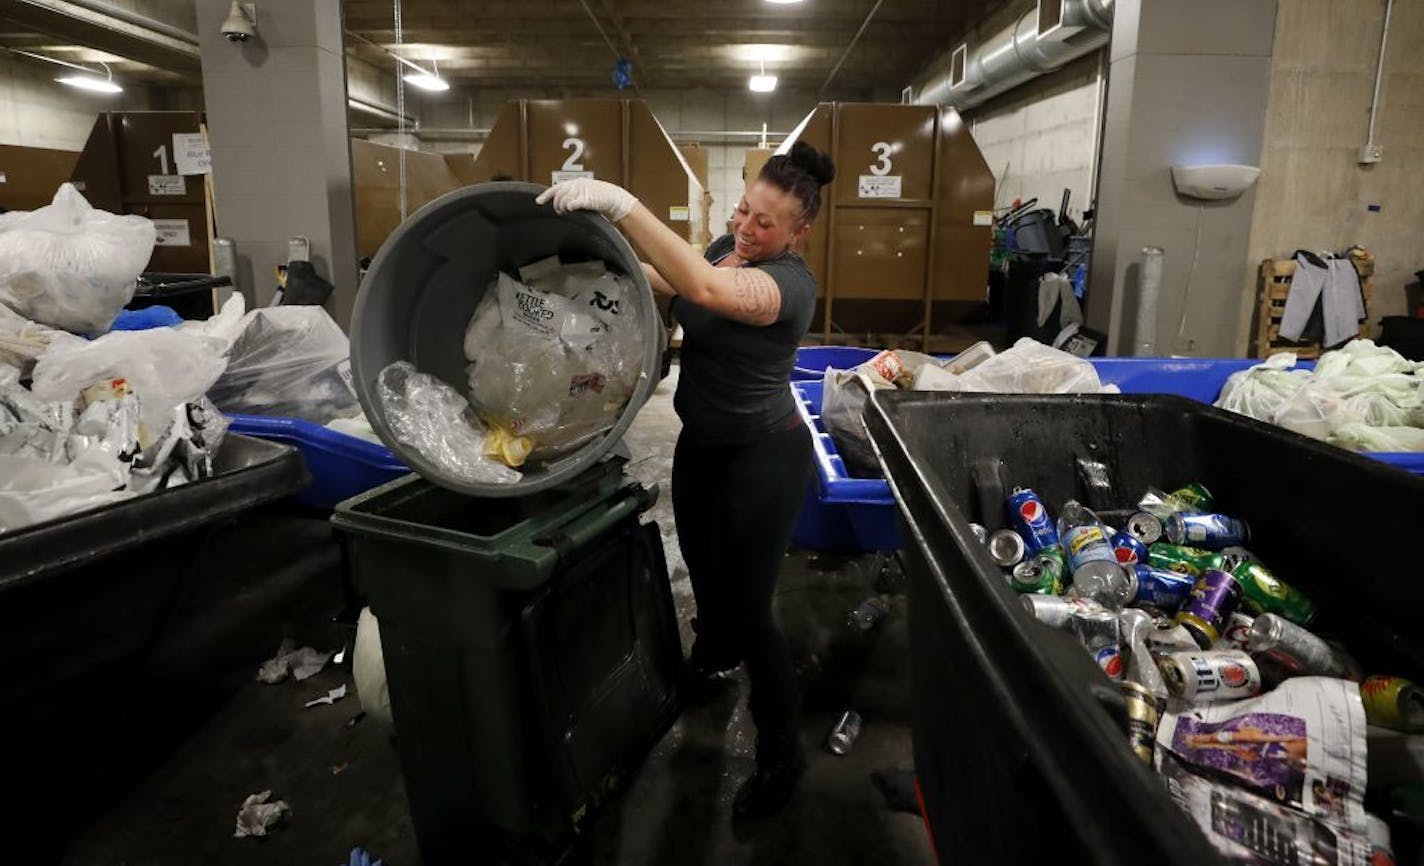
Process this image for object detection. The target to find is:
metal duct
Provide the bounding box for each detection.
[915,0,1113,110]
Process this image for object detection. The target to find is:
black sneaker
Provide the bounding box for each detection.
[732,748,807,820]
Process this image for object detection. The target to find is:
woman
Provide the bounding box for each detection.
[537,141,835,820]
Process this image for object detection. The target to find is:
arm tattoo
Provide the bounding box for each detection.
[731,267,781,324]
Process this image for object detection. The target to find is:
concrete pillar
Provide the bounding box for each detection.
[195,0,359,327]
[1087,0,1277,356]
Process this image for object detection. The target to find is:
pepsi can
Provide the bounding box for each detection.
[1006,487,1059,554]
[1164,512,1251,551]
[1111,530,1150,566]
[1131,564,1196,612]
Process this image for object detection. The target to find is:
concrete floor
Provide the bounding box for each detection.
[56,366,933,866]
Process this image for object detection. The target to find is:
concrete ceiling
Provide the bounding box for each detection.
[0,0,996,97]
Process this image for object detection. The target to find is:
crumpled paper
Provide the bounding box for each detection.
[234,790,290,838]
[256,638,333,684]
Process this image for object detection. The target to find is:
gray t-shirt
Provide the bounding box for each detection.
[672,234,818,444]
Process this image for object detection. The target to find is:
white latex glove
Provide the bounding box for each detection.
[534,178,636,222]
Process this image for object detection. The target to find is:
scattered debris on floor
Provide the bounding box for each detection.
[256,638,333,683]
[233,790,290,838]
[304,684,348,708]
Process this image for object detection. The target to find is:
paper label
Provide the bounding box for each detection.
[668,206,690,222]
[857,175,902,198]
[973,209,994,226]
[551,170,594,184]
[152,218,191,246]
[148,174,186,195]
[173,132,212,175]
[499,273,568,340]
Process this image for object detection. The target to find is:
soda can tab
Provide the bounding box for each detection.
[1120,680,1161,764]
[1147,542,1216,577]
[1110,530,1150,566]
[1168,483,1214,512]
[1158,650,1262,702]
[1010,559,1059,595]
[1248,614,1361,681]
[1131,564,1196,613]
[1360,676,1424,733]
[827,709,863,755]
[1006,487,1059,554]
[1020,594,1104,629]
[1070,609,1124,681]
[1212,612,1256,653]
[1230,560,1315,626]
[1126,511,1163,544]
[988,529,1026,567]
[1164,512,1251,550]
[968,522,989,545]
[1175,569,1243,649]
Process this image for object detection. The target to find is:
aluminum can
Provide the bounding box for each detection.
[1147,542,1217,577]
[1006,487,1059,554]
[1032,546,1067,585]
[1120,680,1161,764]
[1126,511,1164,544]
[1131,563,1196,612]
[1168,483,1214,511]
[1111,530,1150,566]
[827,709,863,755]
[988,529,1026,567]
[1164,512,1251,550]
[1175,569,1243,649]
[1020,594,1104,629]
[1070,609,1124,681]
[1248,614,1361,681]
[1159,650,1263,702]
[1360,676,1424,733]
[1230,560,1315,626]
[1211,612,1256,653]
[1010,559,1059,595]
[968,522,988,545]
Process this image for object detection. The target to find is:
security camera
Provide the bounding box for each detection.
[221,1,255,42]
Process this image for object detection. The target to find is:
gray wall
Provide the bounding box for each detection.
[1087,0,1277,356]
[0,52,158,150]
[1238,0,1424,348]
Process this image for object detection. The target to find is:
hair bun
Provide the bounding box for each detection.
[788,141,836,187]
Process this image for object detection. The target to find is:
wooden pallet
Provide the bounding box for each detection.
[1255,257,1374,359]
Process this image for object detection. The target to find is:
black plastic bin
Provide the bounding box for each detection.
[330,458,682,865]
[864,390,1424,865]
[0,434,306,855]
[128,272,233,320]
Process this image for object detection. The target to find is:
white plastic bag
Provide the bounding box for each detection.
[0,302,69,376]
[0,183,156,335]
[31,328,228,439]
[0,455,133,533]
[954,338,1108,394]
[377,361,521,485]
[209,306,358,424]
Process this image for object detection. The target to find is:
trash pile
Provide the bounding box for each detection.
[377,255,644,482]
[983,478,1418,862]
[823,338,1117,476]
[1216,340,1424,452]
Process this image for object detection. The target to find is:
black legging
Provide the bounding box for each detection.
[671,423,813,750]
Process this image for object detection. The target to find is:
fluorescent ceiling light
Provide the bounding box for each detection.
[402,72,449,92]
[764,0,804,4]
[57,74,122,94]
[749,74,778,92]
[731,44,796,63]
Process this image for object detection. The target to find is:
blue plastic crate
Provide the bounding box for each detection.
[225,415,408,509]
[790,356,1424,553]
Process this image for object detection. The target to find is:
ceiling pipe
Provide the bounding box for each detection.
[15,0,199,52]
[915,0,1112,110]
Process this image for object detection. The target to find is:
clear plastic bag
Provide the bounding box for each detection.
[953,338,1108,394]
[209,306,359,424]
[464,268,643,462]
[0,456,134,533]
[821,369,894,478]
[31,328,228,440]
[376,361,520,485]
[0,183,156,335]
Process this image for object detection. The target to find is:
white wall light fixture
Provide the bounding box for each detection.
[58,73,122,94]
[1170,164,1261,201]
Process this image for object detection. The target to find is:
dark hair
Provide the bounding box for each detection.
[757,141,836,224]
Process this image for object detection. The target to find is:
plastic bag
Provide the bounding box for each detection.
[376,361,520,485]
[0,456,133,533]
[209,306,359,424]
[464,267,644,462]
[821,369,894,478]
[0,183,156,335]
[31,328,228,440]
[0,302,69,376]
[953,338,1108,394]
